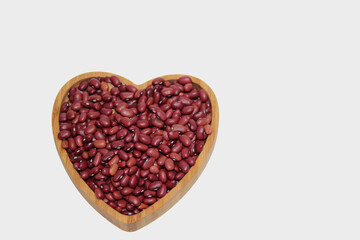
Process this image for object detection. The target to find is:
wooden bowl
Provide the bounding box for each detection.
[52,72,219,231]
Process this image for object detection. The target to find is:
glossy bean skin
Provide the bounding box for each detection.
[58,75,213,216]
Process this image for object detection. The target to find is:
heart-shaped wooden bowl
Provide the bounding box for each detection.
[52,72,218,231]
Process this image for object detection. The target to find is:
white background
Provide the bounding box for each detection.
[0,1,359,239]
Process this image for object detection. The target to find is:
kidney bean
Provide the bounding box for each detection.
[87,111,100,119]
[95,188,105,199]
[179,134,191,146]
[181,106,194,115]
[184,83,193,92]
[135,143,148,151]
[120,108,134,118]
[136,119,149,128]
[169,153,181,161]
[195,141,205,154]
[108,126,119,135]
[109,163,118,175]
[79,81,89,90]
[196,125,205,139]
[148,174,158,182]
[171,142,182,153]
[204,124,213,135]
[99,117,111,127]
[128,195,141,207]
[178,160,190,173]
[178,76,192,85]
[121,187,134,196]
[147,165,158,175]
[129,175,139,188]
[175,172,185,180]
[117,150,128,161]
[168,131,180,140]
[155,170,166,184]
[127,157,137,167]
[140,169,150,178]
[171,124,187,133]
[113,169,124,182]
[138,203,149,210]
[161,87,175,97]
[80,169,91,179]
[120,174,130,187]
[150,135,162,147]
[111,140,124,149]
[165,158,175,171]
[102,151,114,161]
[112,191,122,200]
[158,144,171,155]
[58,130,71,139]
[133,186,145,196]
[138,134,151,145]
[166,180,177,189]
[62,140,69,149]
[199,89,208,102]
[143,197,157,205]
[142,157,155,170]
[128,166,138,175]
[120,92,134,100]
[148,181,162,191]
[157,184,167,198]
[150,118,164,128]
[146,148,159,159]
[93,140,105,148]
[185,156,197,166]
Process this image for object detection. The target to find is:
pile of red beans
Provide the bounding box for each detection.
[58,75,212,215]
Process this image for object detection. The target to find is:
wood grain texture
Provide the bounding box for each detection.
[52,72,219,231]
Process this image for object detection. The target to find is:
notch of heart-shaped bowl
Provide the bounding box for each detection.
[52,72,218,231]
